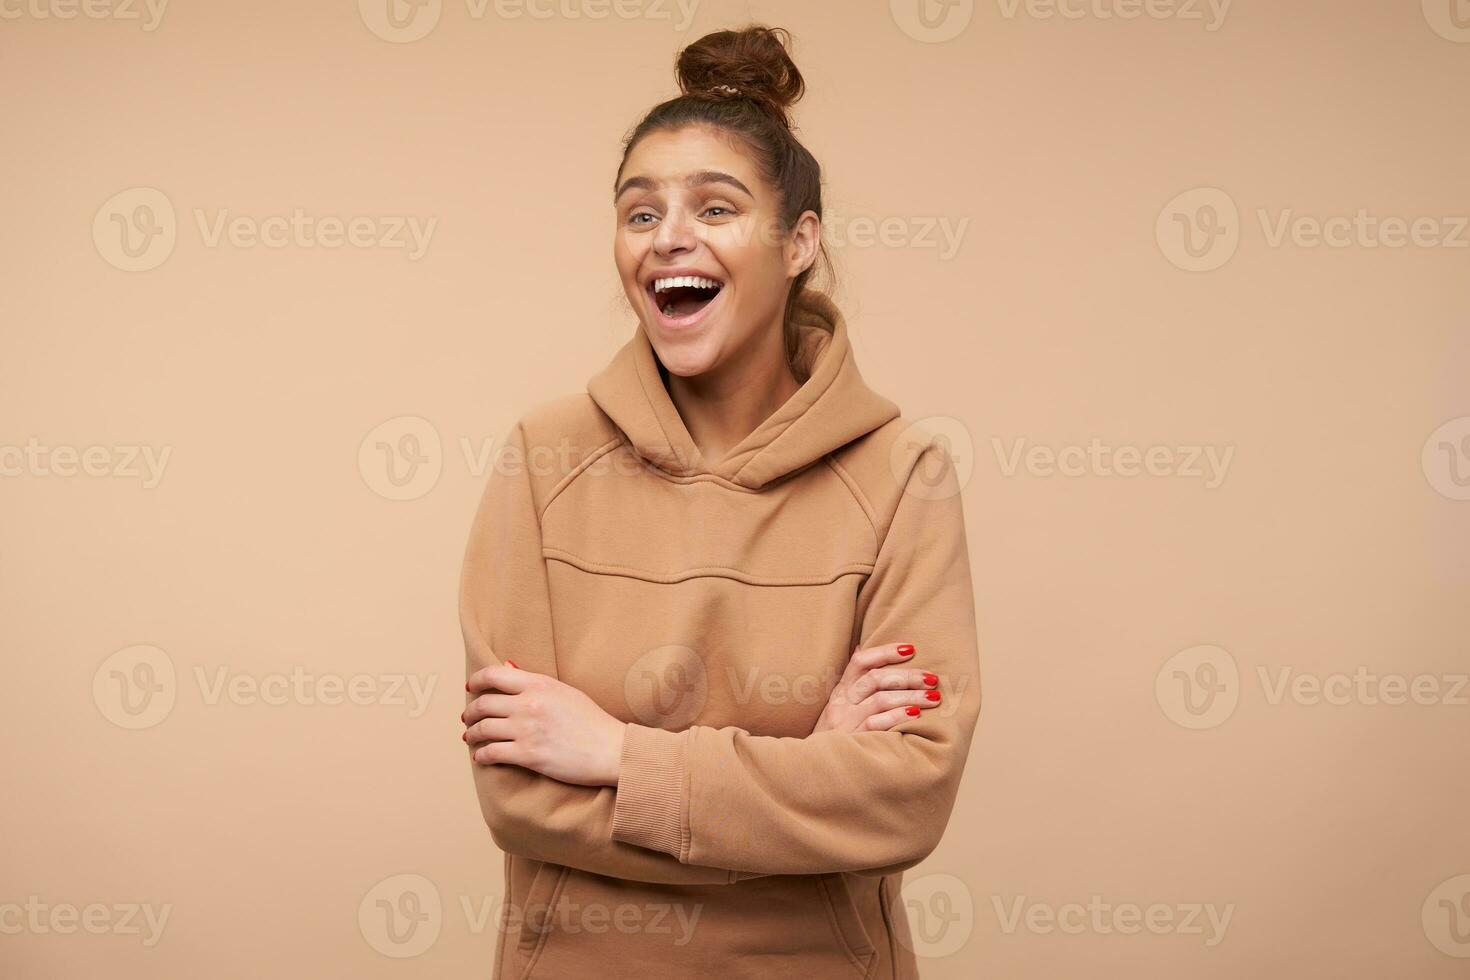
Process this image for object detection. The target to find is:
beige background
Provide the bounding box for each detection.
[3,1,1468,977]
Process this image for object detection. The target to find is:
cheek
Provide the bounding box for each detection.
[612,233,642,281]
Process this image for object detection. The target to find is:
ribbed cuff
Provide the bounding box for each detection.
[610,724,688,859]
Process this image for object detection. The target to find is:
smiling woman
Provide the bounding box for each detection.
[459,23,982,980]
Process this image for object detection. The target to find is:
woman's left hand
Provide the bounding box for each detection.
[463,663,625,787]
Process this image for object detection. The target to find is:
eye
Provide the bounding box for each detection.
[704,205,735,218]
[627,211,657,226]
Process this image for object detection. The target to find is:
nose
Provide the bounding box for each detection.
[652,206,697,256]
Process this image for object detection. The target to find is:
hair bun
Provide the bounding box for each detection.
[675,25,805,129]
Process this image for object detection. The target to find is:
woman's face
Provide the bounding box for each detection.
[613,124,818,378]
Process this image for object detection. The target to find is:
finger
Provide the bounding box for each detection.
[471,740,518,766]
[467,663,533,695]
[463,692,515,726]
[849,667,940,701]
[849,642,917,676]
[846,640,911,687]
[464,717,515,746]
[859,704,925,732]
[860,688,942,715]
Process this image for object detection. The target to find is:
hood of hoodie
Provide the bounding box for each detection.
[587,291,901,491]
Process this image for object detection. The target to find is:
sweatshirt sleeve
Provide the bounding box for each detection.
[460,417,759,885]
[609,436,983,877]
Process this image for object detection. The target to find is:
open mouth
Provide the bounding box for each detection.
[648,275,725,322]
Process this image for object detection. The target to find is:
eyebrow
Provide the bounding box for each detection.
[613,169,754,203]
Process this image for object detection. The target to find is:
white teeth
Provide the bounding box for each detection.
[653,275,722,292]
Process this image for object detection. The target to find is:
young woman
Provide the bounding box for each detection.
[459,25,981,980]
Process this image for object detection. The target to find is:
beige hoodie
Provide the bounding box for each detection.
[460,292,982,979]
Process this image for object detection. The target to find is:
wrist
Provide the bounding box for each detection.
[605,720,627,786]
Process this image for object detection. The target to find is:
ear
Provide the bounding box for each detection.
[784,210,822,280]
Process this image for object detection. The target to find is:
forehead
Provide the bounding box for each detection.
[619,125,762,191]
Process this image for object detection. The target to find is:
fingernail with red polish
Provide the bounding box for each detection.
[506,660,519,669]
[459,711,465,723]
[926,690,941,702]
[897,644,915,656]
[461,731,468,741]
[905,705,921,716]
[922,672,938,687]
[465,682,471,692]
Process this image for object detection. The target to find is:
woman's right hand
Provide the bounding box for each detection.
[811,642,942,735]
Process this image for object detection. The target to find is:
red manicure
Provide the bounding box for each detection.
[506,660,519,669]
[897,644,915,657]
[461,731,468,741]
[922,673,938,686]
[926,690,941,702]
[905,706,921,716]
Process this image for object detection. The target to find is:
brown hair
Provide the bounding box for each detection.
[614,25,834,372]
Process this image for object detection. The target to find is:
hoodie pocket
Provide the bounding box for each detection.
[816,873,878,978]
[512,858,569,975]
